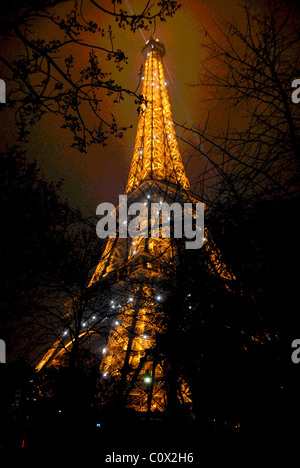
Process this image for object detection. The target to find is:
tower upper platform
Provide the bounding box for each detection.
[142,37,166,60]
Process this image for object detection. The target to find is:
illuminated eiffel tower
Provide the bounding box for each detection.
[36,37,234,413]
[88,37,234,412]
[86,37,192,412]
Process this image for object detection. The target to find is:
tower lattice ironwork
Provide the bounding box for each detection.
[36,37,234,413]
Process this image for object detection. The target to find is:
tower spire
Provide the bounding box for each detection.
[126,38,190,193]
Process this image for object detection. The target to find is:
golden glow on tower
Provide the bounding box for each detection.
[35,37,234,415]
[126,38,190,193]
[101,283,168,412]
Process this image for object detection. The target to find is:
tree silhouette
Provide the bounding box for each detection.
[169,0,300,432]
[177,0,299,210]
[0,0,180,151]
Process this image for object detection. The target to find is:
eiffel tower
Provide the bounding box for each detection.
[36,37,234,413]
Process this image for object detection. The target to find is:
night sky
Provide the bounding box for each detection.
[0,0,249,212]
